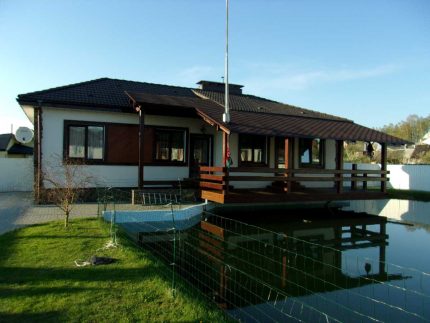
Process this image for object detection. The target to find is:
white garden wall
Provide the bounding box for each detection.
[0,158,33,192]
[344,163,430,192]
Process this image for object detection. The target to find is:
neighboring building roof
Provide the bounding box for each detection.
[421,131,430,145]
[7,143,33,155]
[0,133,13,151]
[410,144,430,160]
[17,77,410,145]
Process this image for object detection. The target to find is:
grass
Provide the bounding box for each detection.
[0,218,227,322]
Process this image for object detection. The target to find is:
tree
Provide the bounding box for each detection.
[344,141,373,163]
[43,155,94,227]
[380,114,430,143]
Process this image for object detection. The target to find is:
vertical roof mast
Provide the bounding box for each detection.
[223,0,230,123]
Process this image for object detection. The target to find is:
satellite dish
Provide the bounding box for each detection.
[15,127,34,144]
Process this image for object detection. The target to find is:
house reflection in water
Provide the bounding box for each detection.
[137,211,408,322]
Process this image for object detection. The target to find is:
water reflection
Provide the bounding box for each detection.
[346,199,430,225]
[135,210,430,322]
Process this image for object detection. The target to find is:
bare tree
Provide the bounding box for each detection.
[43,155,94,227]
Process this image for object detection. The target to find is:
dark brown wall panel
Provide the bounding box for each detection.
[143,127,154,163]
[106,124,139,164]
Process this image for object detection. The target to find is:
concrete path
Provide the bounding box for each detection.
[0,192,99,235]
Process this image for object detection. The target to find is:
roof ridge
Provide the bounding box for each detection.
[17,77,197,99]
[17,77,111,98]
[109,77,195,91]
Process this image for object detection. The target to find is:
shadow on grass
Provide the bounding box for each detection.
[0,266,160,284]
[0,311,63,323]
[0,286,107,298]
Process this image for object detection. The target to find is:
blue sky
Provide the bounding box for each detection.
[0,0,429,134]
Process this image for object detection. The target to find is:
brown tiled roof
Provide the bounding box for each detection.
[17,77,409,145]
[193,89,350,122]
[17,78,195,111]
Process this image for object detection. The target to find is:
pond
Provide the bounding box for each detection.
[130,200,430,322]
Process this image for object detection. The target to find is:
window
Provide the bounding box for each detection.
[239,134,267,165]
[67,124,105,161]
[299,138,324,167]
[154,129,186,163]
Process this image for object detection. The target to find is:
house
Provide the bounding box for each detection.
[421,131,430,145]
[17,77,408,204]
[0,133,33,158]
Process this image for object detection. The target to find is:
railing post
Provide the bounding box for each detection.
[336,140,344,194]
[363,173,368,190]
[351,164,357,191]
[223,132,229,194]
[284,137,292,193]
[380,143,387,193]
[224,167,229,194]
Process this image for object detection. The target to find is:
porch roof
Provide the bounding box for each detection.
[127,91,409,145]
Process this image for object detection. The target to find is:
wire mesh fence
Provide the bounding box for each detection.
[96,189,430,323]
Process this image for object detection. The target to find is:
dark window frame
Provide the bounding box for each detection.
[152,127,188,165]
[238,134,268,167]
[64,121,106,163]
[299,138,325,168]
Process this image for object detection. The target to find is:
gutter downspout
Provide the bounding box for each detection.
[35,100,43,203]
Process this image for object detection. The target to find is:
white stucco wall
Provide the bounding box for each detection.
[41,107,216,187]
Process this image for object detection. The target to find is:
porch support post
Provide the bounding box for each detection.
[138,107,145,189]
[222,131,229,193]
[335,140,344,194]
[380,142,387,193]
[351,164,357,191]
[284,137,292,193]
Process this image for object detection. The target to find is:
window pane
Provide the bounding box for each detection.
[254,149,263,163]
[311,139,321,163]
[193,138,209,165]
[155,132,170,160]
[69,126,85,158]
[240,148,253,162]
[170,131,184,162]
[87,126,104,160]
[239,134,266,164]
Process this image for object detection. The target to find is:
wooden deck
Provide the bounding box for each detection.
[199,166,389,204]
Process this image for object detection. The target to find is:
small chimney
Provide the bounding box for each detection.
[197,80,243,95]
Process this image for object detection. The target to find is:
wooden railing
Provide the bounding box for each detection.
[199,165,389,195]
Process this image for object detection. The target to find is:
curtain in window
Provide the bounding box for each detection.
[155,132,170,160]
[69,126,85,158]
[239,135,266,163]
[170,131,184,161]
[87,126,104,159]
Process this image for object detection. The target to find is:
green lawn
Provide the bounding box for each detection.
[0,218,227,322]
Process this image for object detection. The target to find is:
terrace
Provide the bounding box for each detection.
[199,165,389,204]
